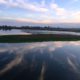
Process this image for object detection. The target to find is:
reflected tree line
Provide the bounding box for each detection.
[0,25,80,32]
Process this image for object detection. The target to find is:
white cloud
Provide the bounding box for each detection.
[16,0,48,12]
[0,0,7,4]
[0,0,80,23]
[50,3,67,16]
[73,0,79,2]
[16,18,55,24]
[71,11,80,18]
[70,11,80,23]
[49,2,80,23]
[0,0,48,12]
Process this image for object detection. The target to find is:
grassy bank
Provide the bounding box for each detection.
[0,34,80,43]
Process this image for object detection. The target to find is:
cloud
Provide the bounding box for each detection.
[50,3,68,16]
[0,0,80,23]
[73,0,79,2]
[16,0,48,12]
[0,16,54,24]
[0,0,7,4]
[71,11,80,19]
[1,13,80,24]
[65,11,80,23]
[0,0,48,12]
[16,18,54,24]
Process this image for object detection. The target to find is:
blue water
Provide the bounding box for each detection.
[0,41,80,80]
[0,30,80,35]
[0,30,31,35]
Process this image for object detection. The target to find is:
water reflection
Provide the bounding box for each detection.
[0,30,31,35]
[1,29,80,36]
[0,41,80,80]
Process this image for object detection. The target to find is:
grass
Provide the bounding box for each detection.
[0,34,80,43]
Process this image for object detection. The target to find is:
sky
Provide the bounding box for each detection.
[0,0,80,25]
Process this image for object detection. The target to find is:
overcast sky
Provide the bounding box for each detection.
[0,0,80,25]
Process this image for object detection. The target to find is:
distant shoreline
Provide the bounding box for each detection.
[1,25,80,32]
[0,34,80,43]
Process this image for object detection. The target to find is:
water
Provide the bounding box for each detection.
[1,29,80,35]
[23,30,80,35]
[0,30,31,35]
[0,41,80,80]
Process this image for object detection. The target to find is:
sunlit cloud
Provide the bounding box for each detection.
[16,18,55,24]
[0,0,48,12]
[50,3,67,16]
[71,11,80,21]
[0,0,80,24]
[0,0,7,4]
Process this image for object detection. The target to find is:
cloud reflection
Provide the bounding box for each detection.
[0,41,80,80]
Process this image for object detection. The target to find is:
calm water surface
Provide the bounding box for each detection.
[0,30,31,35]
[1,30,80,35]
[0,41,80,80]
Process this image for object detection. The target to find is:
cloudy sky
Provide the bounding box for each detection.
[0,0,80,25]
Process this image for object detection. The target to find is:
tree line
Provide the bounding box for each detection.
[0,25,80,32]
